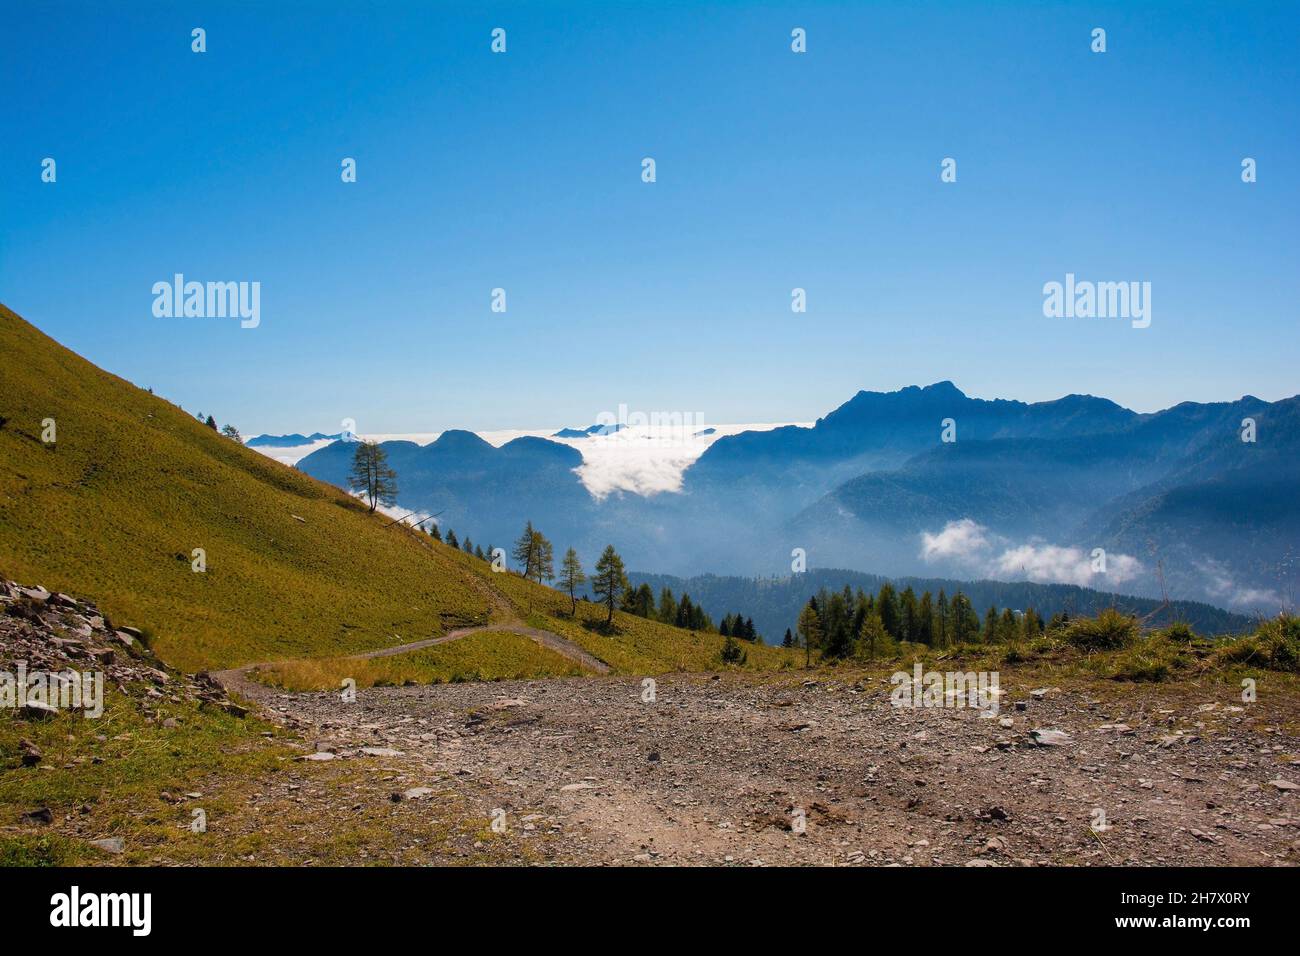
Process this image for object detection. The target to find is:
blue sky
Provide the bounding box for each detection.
[4,1,1297,435]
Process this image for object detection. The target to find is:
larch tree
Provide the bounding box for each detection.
[512,521,554,583]
[557,547,586,615]
[592,545,629,627]
[347,440,398,514]
[797,601,822,669]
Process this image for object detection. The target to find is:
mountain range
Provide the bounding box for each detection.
[247,431,341,448]
[296,382,1299,616]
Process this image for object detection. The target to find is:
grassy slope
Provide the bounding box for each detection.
[0,305,496,672]
[254,629,589,690]
[0,304,793,676]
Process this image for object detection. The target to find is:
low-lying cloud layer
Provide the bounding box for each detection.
[920,518,1142,587]
[250,423,805,498]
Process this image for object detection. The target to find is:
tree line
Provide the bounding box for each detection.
[794,582,1054,664]
[617,581,760,640]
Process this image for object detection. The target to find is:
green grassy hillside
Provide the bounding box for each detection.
[0,304,795,676]
[0,305,495,671]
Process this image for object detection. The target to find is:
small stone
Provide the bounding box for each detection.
[1028,729,1072,747]
[89,837,125,854]
[20,701,58,721]
[19,739,42,766]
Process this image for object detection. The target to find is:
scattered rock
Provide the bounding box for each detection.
[89,837,125,854]
[19,700,58,721]
[18,739,42,766]
[1028,729,1072,747]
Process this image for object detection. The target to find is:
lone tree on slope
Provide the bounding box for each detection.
[348,440,399,514]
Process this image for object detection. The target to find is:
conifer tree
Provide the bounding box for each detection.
[557,547,586,615]
[657,588,678,626]
[877,583,901,640]
[935,589,949,647]
[917,591,935,645]
[859,611,887,662]
[900,586,919,643]
[347,440,398,513]
[592,545,628,627]
[797,600,822,669]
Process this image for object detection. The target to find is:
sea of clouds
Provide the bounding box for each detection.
[249,423,806,498]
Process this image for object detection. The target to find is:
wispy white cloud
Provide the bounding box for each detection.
[1197,558,1284,610]
[920,518,989,561]
[919,519,1142,587]
[992,542,1140,587]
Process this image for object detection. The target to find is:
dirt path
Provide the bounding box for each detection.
[218,669,1300,866]
[212,623,609,700]
[361,623,610,673]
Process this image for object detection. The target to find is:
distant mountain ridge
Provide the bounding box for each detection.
[552,423,627,438]
[247,431,341,447]
[295,381,1299,613]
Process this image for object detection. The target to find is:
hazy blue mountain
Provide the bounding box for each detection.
[684,382,1136,502]
[787,393,1297,610]
[293,383,1297,614]
[247,431,341,447]
[551,423,627,438]
[297,431,594,550]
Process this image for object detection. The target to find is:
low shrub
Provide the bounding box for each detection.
[1064,608,1138,651]
[1214,614,1300,672]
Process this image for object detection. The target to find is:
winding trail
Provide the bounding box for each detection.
[213,620,609,701]
[213,549,609,700]
[363,622,610,672]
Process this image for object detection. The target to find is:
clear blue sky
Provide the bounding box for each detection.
[4,1,1297,435]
